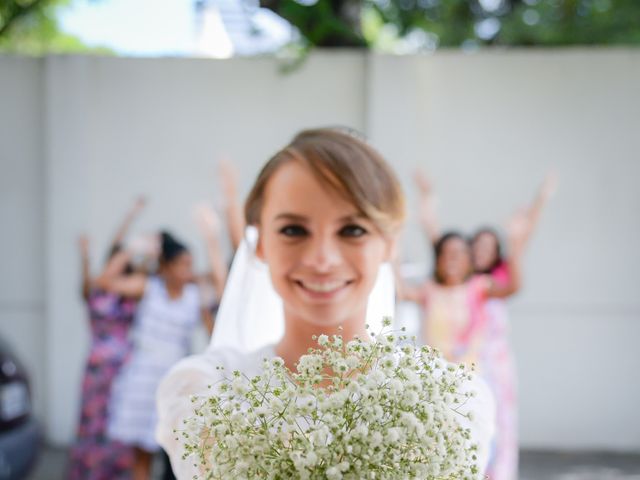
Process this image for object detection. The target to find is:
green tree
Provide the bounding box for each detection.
[0,0,111,55]
[259,0,640,49]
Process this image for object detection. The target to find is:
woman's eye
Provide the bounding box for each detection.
[279,225,308,237]
[340,224,368,238]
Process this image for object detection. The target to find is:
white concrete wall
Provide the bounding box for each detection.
[0,56,47,420]
[0,50,638,451]
[368,50,640,450]
[43,53,367,445]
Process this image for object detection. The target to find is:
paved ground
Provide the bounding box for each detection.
[519,451,640,480]
[27,447,640,479]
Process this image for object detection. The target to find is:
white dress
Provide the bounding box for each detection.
[156,344,496,479]
[108,276,201,452]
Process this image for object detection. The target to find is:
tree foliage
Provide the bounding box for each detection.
[260,0,640,49]
[0,0,111,55]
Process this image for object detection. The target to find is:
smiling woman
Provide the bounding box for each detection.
[246,129,405,360]
[155,127,495,479]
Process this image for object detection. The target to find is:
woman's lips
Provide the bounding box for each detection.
[293,279,352,300]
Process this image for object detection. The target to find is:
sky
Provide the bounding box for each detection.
[59,0,291,57]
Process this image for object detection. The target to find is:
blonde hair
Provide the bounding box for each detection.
[245,128,405,234]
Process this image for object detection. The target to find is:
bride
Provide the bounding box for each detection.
[156,128,495,479]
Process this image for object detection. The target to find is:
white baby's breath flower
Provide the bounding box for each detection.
[231,377,247,395]
[326,465,342,480]
[183,322,481,480]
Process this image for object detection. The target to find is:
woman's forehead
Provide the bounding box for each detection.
[262,162,360,219]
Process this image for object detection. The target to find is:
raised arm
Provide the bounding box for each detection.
[485,210,528,299]
[156,351,225,478]
[194,274,216,335]
[200,305,215,336]
[109,196,146,251]
[414,169,441,245]
[78,234,91,301]
[393,260,426,305]
[94,234,157,299]
[519,170,558,249]
[219,159,245,252]
[195,204,228,302]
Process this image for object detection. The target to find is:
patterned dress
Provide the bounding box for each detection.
[107,277,201,453]
[483,263,518,480]
[420,272,518,480]
[419,276,488,366]
[68,290,136,480]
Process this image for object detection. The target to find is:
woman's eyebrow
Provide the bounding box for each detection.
[274,213,309,222]
[338,213,367,223]
[273,212,365,223]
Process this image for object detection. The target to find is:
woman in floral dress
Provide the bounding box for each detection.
[68,198,146,480]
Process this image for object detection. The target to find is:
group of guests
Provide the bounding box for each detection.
[67,163,243,480]
[66,131,554,480]
[396,170,556,480]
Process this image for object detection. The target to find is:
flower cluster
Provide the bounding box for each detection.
[181,319,481,479]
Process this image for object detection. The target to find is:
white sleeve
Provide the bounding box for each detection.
[458,373,497,478]
[155,350,226,480]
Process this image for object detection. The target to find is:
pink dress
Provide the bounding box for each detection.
[420,270,518,480]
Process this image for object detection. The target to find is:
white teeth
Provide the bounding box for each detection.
[300,281,346,293]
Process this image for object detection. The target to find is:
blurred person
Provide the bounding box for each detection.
[469,172,557,277]
[397,226,524,366]
[68,197,146,480]
[395,226,524,480]
[407,171,556,480]
[102,208,226,480]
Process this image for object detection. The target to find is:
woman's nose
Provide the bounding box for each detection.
[302,234,342,272]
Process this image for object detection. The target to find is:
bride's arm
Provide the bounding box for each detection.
[457,373,496,477]
[156,350,226,479]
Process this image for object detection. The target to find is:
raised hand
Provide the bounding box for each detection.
[414,168,441,244]
[414,169,433,195]
[127,233,161,260]
[131,196,147,215]
[218,158,239,203]
[539,170,559,203]
[193,203,228,299]
[217,158,244,251]
[78,234,90,257]
[506,208,531,256]
[111,195,148,250]
[513,169,558,250]
[194,203,221,238]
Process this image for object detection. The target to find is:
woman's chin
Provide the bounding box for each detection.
[294,305,360,331]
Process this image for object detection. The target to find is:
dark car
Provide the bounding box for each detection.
[0,338,40,480]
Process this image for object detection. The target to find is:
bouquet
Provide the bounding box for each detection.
[181,319,482,479]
